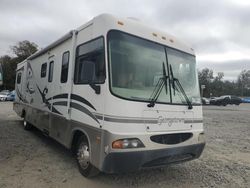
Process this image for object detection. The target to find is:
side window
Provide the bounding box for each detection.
[17,72,22,84]
[48,61,54,82]
[74,37,105,84]
[61,51,70,83]
[41,63,47,78]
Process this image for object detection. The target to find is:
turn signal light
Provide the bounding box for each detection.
[112,140,124,149]
[117,21,124,25]
[152,33,157,37]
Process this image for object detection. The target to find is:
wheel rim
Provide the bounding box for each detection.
[23,120,27,127]
[77,143,90,170]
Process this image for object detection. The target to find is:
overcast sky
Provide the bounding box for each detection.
[0,0,250,80]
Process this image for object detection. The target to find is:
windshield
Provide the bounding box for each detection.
[167,48,200,104]
[108,30,201,105]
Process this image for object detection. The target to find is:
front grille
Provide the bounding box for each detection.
[142,154,194,168]
[150,133,193,145]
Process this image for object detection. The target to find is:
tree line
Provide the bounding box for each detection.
[198,68,250,97]
[0,41,38,90]
[0,40,249,97]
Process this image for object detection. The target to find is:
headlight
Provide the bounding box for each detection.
[112,138,145,149]
[198,132,205,143]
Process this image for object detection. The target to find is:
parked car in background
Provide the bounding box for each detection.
[209,97,217,104]
[241,97,250,103]
[0,90,10,101]
[227,95,242,105]
[1,90,10,93]
[6,90,15,101]
[210,96,229,106]
[210,95,242,106]
[202,97,210,105]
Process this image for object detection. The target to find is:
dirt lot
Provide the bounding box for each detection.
[0,102,249,188]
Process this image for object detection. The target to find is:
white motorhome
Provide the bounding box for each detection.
[14,14,205,177]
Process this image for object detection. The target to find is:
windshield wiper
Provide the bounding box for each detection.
[147,63,169,107]
[170,65,193,110]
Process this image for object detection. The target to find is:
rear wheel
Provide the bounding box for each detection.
[76,135,99,177]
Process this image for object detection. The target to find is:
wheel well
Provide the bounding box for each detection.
[71,130,88,154]
[21,109,25,118]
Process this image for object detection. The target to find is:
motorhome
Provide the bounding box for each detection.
[14,14,205,177]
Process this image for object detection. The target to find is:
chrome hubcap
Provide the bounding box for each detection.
[23,120,27,127]
[77,143,90,170]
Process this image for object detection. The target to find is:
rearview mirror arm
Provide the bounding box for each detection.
[89,83,101,94]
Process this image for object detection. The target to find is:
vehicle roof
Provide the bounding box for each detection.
[0,91,9,94]
[90,14,195,55]
[23,14,195,63]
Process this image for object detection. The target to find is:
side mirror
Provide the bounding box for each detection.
[81,61,101,94]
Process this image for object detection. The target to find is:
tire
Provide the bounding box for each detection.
[23,117,33,130]
[76,135,99,177]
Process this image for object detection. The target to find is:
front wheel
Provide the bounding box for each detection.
[76,136,99,177]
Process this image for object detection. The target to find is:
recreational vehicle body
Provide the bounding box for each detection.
[14,14,205,177]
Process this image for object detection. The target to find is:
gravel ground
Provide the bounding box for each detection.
[0,102,249,188]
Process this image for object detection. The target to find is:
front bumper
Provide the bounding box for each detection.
[101,142,205,173]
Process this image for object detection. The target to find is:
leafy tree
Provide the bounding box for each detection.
[198,68,250,97]
[0,40,38,90]
[11,40,38,62]
[215,72,224,81]
[0,55,15,90]
[212,72,224,96]
[198,68,214,97]
[237,70,250,96]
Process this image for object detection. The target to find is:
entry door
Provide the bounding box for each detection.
[46,56,55,133]
[16,67,25,103]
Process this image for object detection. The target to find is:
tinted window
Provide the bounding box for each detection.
[74,37,105,84]
[61,51,70,83]
[17,72,22,84]
[41,63,47,78]
[48,61,54,82]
